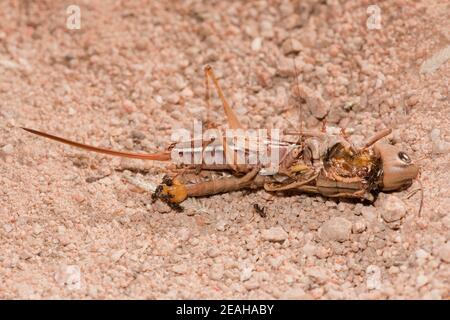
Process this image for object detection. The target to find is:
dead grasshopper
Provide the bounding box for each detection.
[22,65,420,212]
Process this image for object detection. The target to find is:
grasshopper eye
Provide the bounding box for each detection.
[398,151,411,164]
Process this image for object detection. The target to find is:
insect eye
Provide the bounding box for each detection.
[398,151,411,163]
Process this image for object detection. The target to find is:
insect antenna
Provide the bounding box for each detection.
[406,170,424,217]
[363,128,392,148]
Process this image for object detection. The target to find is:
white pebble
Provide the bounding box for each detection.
[366,265,382,290]
[57,225,66,235]
[240,266,253,282]
[268,255,285,268]
[251,37,263,51]
[416,274,428,288]
[261,226,288,242]
[430,128,450,155]
[33,224,43,235]
[352,220,367,234]
[420,45,450,74]
[1,144,14,155]
[415,249,429,260]
[3,224,13,233]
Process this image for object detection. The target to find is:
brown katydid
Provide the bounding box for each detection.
[22,65,420,212]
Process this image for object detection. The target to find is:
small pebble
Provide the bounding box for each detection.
[406,95,419,107]
[302,243,316,257]
[176,227,191,242]
[209,263,224,280]
[57,225,66,235]
[366,265,382,290]
[135,39,148,51]
[361,206,377,223]
[420,45,450,74]
[153,201,171,214]
[352,220,367,234]
[305,266,329,285]
[1,144,14,155]
[430,128,450,154]
[319,217,352,242]
[131,130,146,141]
[172,264,187,275]
[251,37,262,51]
[415,249,429,260]
[240,266,253,282]
[3,223,13,233]
[291,83,329,119]
[277,57,297,77]
[207,247,221,258]
[261,226,288,242]
[268,255,285,268]
[380,195,407,223]
[111,249,126,262]
[281,287,309,300]
[215,219,228,231]
[282,38,302,55]
[33,224,43,235]
[244,279,260,290]
[438,242,450,263]
[416,274,428,288]
[260,20,274,38]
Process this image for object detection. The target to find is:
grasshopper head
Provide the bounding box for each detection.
[374,143,419,191]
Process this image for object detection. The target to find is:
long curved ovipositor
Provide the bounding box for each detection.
[21,127,171,161]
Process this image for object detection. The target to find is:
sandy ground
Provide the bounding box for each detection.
[0,0,449,299]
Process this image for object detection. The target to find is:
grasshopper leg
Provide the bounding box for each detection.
[203,65,243,130]
[156,167,263,203]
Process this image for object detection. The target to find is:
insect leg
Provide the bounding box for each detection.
[184,166,262,198]
[204,65,243,130]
